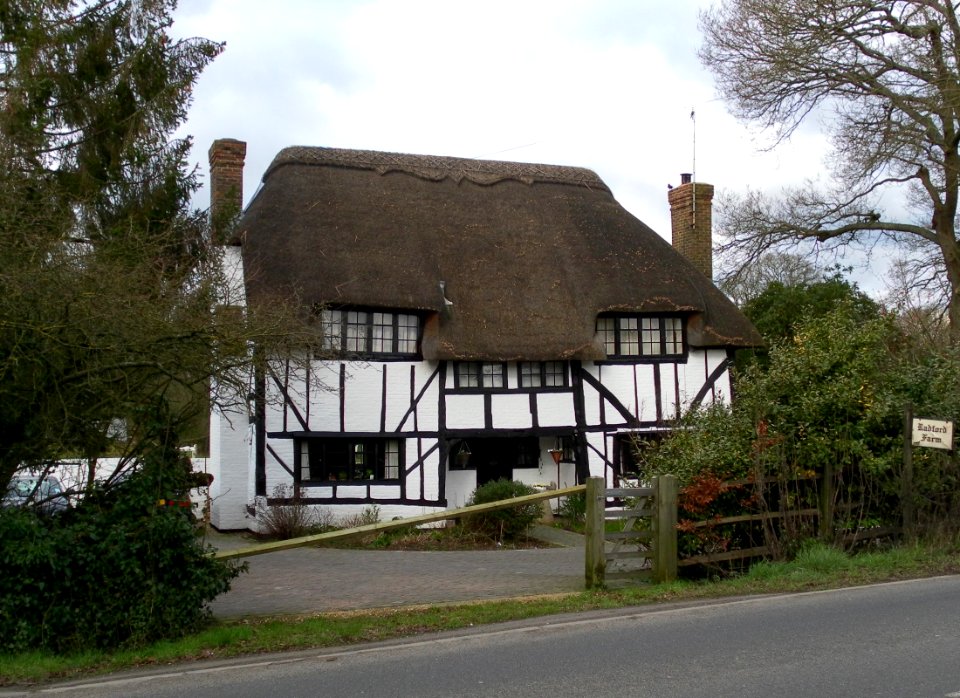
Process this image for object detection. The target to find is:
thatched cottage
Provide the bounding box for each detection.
[207,140,761,531]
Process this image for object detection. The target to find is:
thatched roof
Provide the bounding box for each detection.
[237,146,762,360]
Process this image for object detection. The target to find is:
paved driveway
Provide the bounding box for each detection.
[210,547,585,618]
[206,528,586,618]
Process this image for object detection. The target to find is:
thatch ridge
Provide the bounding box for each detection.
[265,146,611,190]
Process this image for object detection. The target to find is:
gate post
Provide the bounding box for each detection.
[652,475,678,583]
[584,476,606,589]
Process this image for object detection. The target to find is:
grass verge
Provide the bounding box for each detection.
[2,539,958,687]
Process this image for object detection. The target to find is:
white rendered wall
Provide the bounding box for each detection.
[446,393,485,430]
[208,404,253,530]
[445,468,477,509]
[491,393,533,429]
[535,392,576,426]
[219,246,246,307]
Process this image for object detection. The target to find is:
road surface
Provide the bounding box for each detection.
[7,576,960,697]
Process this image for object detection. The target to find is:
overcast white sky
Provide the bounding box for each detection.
[171,0,887,291]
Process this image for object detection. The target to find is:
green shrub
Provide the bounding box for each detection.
[0,450,243,654]
[558,491,587,524]
[464,479,541,542]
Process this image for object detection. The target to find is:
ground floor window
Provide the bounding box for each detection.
[300,437,403,482]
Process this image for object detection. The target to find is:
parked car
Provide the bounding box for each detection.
[2,474,70,514]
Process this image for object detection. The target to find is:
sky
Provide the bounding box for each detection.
[170,0,888,293]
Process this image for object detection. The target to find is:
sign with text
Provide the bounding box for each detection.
[911,418,954,450]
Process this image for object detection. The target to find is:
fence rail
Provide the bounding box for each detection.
[582,474,901,587]
[214,484,587,560]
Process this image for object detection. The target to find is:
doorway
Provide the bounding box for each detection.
[456,436,539,486]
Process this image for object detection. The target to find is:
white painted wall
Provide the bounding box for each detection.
[491,393,533,429]
[209,404,254,530]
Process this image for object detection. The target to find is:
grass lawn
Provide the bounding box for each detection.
[2,538,958,687]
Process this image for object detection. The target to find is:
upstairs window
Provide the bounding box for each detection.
[320,309,420,357]
[455,362,506,389]
[597,315,685,359]
[518,361,568,388]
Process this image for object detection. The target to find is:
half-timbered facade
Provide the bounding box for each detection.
[206,141,761,531]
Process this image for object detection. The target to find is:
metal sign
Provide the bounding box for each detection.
[911,418,954,450]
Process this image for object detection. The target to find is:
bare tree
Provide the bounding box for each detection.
[716,250,822,306]
[701,1,960,336]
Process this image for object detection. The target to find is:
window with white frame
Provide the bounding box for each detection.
[596,315,686,359]
[455,362,506,389]
[320,309,420,357]
[300,437,402,482]
[518,361,568,388]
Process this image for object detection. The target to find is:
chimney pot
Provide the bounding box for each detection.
[680,172,692,185]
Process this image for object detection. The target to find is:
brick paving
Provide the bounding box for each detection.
[206,528,585,619]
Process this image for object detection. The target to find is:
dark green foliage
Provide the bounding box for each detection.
[464,480,542,541]
[743,273,879,343]
[558,491,587,524]
[644,303,960,559]
[0,446,242,654]
[736,272,880,371]
[0,0,225,484]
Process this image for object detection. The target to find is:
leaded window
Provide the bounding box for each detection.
[319,309,420,357]
[518,361,568,388]
[455,362,506,389]
[596,315,686,359]
[300,438,403,482]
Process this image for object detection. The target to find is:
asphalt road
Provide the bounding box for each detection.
[9,576,960,698]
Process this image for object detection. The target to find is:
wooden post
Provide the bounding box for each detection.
[584,476,606,589]
[903,402,915,540]
[652,475,678,583]
[819,460,835,541]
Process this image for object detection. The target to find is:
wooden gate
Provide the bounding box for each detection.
[584,475,677,588]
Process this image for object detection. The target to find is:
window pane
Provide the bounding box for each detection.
[544,361,565,386]
[664,317,683,354]
[301,441,312,480]
[597,318,616,354]
[482,363,504,388]
[353,443,369,479]
[620,317,640,355]
[397,314,419,353]
[371,312,393,353]
[641,317,661,355]
[457,363,480,387]
[384,440,400,479]
[346,311,369,352]
[321,310,342,351]
[520,362,541,387]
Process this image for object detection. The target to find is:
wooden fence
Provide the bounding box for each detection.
[584,473,902,587]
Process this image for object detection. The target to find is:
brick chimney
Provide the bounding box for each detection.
[668,173,714,279]
[208,138,247,245]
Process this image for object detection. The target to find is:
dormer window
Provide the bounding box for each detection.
[596,315,685,359]
[320,309,420,357]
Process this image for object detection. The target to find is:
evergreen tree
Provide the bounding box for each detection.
[0,2,295,492]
